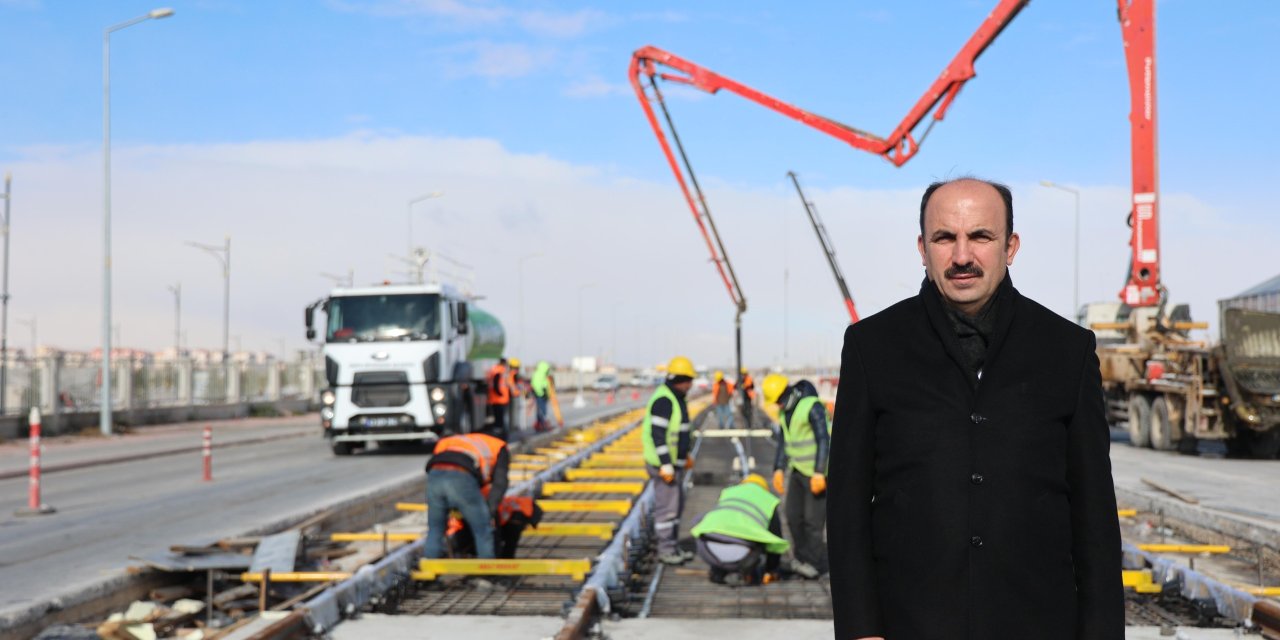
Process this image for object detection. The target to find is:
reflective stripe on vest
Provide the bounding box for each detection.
[783,395,825,476]
[642,384,683,467]
[690,483,789,555]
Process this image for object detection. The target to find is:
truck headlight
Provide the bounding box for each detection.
[430,387,445,402]
[433,403,447,416]
[321,390,336,406]
[321,407,335,420]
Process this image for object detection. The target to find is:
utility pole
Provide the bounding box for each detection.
[167,282,181,357]
[187,236,230,397]
[0,173,11,414]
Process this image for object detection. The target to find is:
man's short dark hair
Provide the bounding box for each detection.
[919,177,1014,241]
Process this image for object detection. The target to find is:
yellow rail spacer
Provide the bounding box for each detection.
[396,502,427,512]
[1137,544,1231,554]
[413,558,592,581]
[1244,586,1280,596]
[582,457,645,469]
[538,499,633,516]
[566,468,649,480]
[1121,569,1162,593]
[541,482,645,497]
[1117,509,1138,517]
[331,532,421,542]
[514,453,555,462]
[241,571,352,583]
[511,462,549,471]
[523,522,616,540]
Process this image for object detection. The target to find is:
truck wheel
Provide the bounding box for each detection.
[332,441,353,456]
[1127,394,1151,448]
[1149,397,1176,451]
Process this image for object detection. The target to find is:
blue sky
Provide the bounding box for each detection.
[0,1,1277,367]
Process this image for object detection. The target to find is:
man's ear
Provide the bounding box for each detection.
[917,234,926,266]
[1005,232,1021,266]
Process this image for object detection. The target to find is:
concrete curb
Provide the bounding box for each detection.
[0,429,312,480]
[1115,485,1280,551]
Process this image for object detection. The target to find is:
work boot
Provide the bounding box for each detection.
[791,561,820,579]
[680,549,696,561]
[658,552,687,566]
[722,573,745,587]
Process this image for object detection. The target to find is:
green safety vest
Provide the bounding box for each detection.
[642,384,683,467]
[782,395,828,476]
[691,483,790,555]
[530,362,551,397]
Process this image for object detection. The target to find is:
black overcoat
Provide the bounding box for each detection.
[828,277,1124,640]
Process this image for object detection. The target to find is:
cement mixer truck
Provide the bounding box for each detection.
[305,282,505,455]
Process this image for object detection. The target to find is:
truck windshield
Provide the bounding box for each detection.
[326,294,441,342]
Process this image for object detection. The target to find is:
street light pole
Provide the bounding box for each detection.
[167,282,181,357]
[0,172,11,414]
[1040,180,1081,319]
[517,252,541,356]
[101,7,174,436]
[407,191,444,258]
[574,282,597,408]
[187,236,230,398]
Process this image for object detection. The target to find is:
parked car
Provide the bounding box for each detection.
[592,374,621,392]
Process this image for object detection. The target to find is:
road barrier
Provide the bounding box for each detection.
[15,407,55,516]
[201,424,213,482]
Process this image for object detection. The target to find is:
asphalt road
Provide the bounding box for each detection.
[0,392,641,626]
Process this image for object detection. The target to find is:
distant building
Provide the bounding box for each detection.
[1219,273,1280,317]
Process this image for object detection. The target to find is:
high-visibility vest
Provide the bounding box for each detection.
[429,433,506,490]
[713,379,734,402]
[741,374,756,400]
[642,384,683,467]
[530,363,551,398]
[487,364,510,405]
[691,483,789,555]
[781,395,828,476]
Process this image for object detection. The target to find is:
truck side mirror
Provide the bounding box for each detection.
[305,299,323,342]
[457,303,469,335]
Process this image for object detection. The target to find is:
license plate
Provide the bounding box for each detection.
[363,416,399,428]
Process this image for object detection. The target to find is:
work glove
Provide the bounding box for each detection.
[809,473,827,496]
[772,469,786,494]
[684,456,696,470]
[762,572,779,585]
[659,464,676,484]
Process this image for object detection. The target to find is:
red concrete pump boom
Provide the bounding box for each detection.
[788,171,860,324]
[1118,0,1162,307]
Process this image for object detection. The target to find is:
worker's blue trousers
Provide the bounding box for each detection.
[424,469,495,559]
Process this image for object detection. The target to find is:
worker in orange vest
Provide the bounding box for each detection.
[712,371,736,429]
[423,427,511,559]
[486,358,513,440]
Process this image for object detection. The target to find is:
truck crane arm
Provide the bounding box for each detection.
[1117,0,1162,307]
[788,172,860,323]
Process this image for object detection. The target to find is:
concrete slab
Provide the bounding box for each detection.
[330,614,565,639]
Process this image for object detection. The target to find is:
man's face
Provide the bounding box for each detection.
[672,380,693,395]
[917,180,1020,315]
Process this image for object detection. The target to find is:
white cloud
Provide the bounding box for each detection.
[518,8,610,38]
[563,76,632,99]
[332,0,609,38]
[3,134,1270,370]
[439,40,556,79]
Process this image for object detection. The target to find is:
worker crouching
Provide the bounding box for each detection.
[423,428,510,559]
[690,474,789,586]
[644,355,697,565]
[765,373,830,579]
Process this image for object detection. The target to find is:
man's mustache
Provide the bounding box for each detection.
[945,263,983,279]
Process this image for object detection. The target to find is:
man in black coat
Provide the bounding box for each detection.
[827,178,1124,640]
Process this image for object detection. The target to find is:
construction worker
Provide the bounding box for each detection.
[690,474,789,586]
[529,360,564,431]
[507,358,526,432]
[740,369,756,403]
[712,371,735,429]
[644,355,697,565]
[423,426,511,559]
[486,358,512,440]
[765,373,829,579]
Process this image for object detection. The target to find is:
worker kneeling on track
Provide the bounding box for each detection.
[445,496,544,559]
[423,426,511,559]
[765,373,830,579]
[691,474,789,586]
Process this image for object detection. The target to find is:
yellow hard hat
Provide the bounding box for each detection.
[667,355,696,378]
[714,370,724,382]
[509,357,521,368]
[742,473,768,491]
[762,373,789,405]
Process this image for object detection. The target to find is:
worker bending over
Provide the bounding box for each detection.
[423,427,511,559]
[644,355,697,565]
[765,374,830,579]
[486,358,513,440]
[690,474,789,586]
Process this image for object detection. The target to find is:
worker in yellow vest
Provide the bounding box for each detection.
[690,474,789,586]
[643,355,697,565]
[764,373,830,579]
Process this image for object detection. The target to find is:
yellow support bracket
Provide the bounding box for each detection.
[1117,509,1138,517]
[331,532,421,542]
[542,482,645,496]
[1122,569,1162,593]
[1137,544,1230,554]
[538,499,633,516]
[241,572,352,583]
[566,468,649,480]
[515,453,554,462]
[413,558,592,581]
[396,502,427,512]
[1244,586,1280,597]
[582,457,645,469]
[511,461,549,471]
[524,522,616,540]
